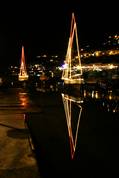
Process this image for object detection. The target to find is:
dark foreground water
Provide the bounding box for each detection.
[24,82,119,178]
[0,83,119,178]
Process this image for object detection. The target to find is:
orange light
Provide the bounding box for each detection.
[18,46,28,81]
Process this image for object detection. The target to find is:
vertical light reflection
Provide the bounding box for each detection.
[91,90,95,98]
[18,92,29,108]
[84,90,87,98]
[108,91,112,100]
[62,93,83,159]
[95,91,99,99]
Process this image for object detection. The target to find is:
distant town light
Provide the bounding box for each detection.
[108,64,114,69]
[62,63,68,69]
[37,56,41,58]
[43,54,47,57]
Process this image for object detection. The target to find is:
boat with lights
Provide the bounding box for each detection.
[61,13,84,92]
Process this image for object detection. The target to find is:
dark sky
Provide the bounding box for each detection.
[0,0,118,68]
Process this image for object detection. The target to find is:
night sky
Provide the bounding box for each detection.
[0,0,118,68]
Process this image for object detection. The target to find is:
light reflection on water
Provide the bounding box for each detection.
[18,91,29,108]
[82,88,119,113]
[62,93,83,159]
[61,83,119,161]
[1,83,117,176]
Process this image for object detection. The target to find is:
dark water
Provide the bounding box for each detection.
[0,82,119,178]
[24,82,119,178]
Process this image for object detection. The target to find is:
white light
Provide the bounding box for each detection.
[62,63,68,69]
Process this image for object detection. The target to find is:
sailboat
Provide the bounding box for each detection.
[18,46,29,81]
[62,13,84,85]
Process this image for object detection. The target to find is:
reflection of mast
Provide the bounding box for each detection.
[62,93,83,159]
[62,13,83,84]
[18,46,28,81]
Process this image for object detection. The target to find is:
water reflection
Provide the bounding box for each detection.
[83,88,119,113]
[18,91,29,108]
[62,93,83,159]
